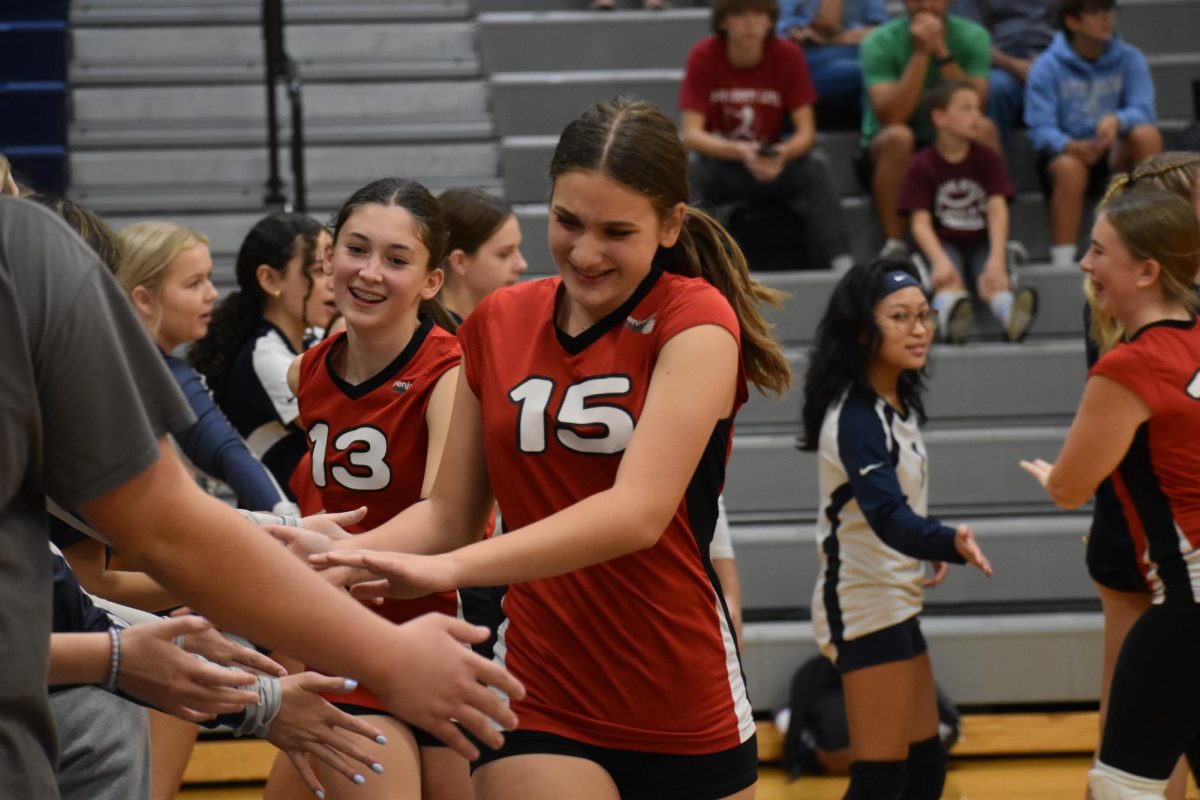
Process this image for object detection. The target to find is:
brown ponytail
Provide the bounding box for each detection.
[549,98,791,395]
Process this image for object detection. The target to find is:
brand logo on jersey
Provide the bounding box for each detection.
[859,462,885,476]
[392,379,413,394]
[625,313,657,334]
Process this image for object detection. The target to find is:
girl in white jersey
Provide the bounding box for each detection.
[799,259,992,799]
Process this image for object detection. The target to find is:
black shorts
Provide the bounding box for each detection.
[836,615,928,674]
[471,730,759,800]
[333,703,446,748]
[1087,481,1149,594]
[1036,149,1113,199]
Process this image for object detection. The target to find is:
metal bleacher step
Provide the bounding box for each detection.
[743,611,1102,711]
[740,339,1087,431]
[755,264,1085,344]
[70,81,492,149]
[735,513,1095,615]
[724,425,1070,521]
[73,0,471,26]
[72,142,501,215]
[70,22,480,85]
[479,8,707,73]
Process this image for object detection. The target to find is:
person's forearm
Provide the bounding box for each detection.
[342,493,488,556]
[875,54,931,125]
[448,485,668,588]
[911,216,949,264]
[48,632,111,686]
[82,444,448,693]
[88,571,179,614]
[780,126,815,160]
[987,198,1008,259]
[682,128,749,161]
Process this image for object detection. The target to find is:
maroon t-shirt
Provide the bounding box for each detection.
[679,35,816,145]
[898,143,1014,244]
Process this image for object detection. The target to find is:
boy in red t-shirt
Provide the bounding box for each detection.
[899,80,1037,343]
[680,0,852,271]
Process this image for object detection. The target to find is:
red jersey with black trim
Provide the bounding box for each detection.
[296,316,462,710]
[458,268,756,754]
[1091,316,1200,604]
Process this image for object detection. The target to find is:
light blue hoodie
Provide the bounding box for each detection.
[1024,30,1156,155]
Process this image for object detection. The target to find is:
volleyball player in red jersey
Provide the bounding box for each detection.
[267,178,471,800]
[304,99,791,799]
[1022,189,1200,799]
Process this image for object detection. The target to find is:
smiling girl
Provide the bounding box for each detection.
[437,188,528,323]
[800,259,991,800]
[1022,190,1200,800]
[265,179,468,800]
[290,99,790,800]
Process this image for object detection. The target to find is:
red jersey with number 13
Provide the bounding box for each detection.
[458,268,756,754]
[296,317,461,711]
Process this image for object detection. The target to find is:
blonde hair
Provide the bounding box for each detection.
[116,221,209,296]
[1090,153,1200,351]
[0,154,17,197]
[1086,189,1200,349]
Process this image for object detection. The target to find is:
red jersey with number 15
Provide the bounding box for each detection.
[458,268,755,754]
[296,317,461,711]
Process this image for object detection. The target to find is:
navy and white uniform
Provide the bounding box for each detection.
[218,319,307,494]
[812,385,963,665]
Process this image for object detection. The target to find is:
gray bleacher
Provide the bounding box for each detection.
[65,0,1196,713]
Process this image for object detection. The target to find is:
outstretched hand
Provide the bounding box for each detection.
[1019,458,1053,491]
[119,615,259,722]
[309,550,460,601]
[374,613,525,761]
[266,506,364,562]
[954,525,993,577]
[267,672,389,797]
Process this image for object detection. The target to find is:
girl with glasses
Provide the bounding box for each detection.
[800,258,992,799]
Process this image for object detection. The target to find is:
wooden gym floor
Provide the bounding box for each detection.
[176,714,1199,799]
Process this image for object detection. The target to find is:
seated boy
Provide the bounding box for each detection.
[1024,0,1162,268]
[900,80,1037,343]
[681,0,853,271]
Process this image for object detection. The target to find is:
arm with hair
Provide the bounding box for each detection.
[864,36,931,126]
[680,111,756,162]
[910,210,958,289]
[780,105,817,160]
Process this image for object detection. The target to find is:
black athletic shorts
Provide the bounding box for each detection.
[471,730,759,799]
[1087,480,1150,594]
[333,703,447,748]
[836,615,928,674]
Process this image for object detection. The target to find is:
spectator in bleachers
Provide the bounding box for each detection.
[1024,0,1162,268]
[857,0,997,259]
[681,0,854,272]
[189,213,335,499]
[951,0,1054,151]
[900,80,1038,343]
[776,0,891,115]
[437,188,528,323]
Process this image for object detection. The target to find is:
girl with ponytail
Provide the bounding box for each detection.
[285,99,790,798]
[189,212,333,495]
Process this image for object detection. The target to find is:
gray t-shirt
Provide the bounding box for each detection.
[0,197,193,796]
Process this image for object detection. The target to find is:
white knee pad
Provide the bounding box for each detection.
[1088,760,1169,800]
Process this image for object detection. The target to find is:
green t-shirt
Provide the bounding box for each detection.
[859,14,991,147]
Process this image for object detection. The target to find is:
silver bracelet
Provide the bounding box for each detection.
[103,627,123,692]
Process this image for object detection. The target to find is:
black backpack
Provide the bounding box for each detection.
[781,655,962,778]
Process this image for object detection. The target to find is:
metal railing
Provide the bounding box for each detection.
[262,0,306,212]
